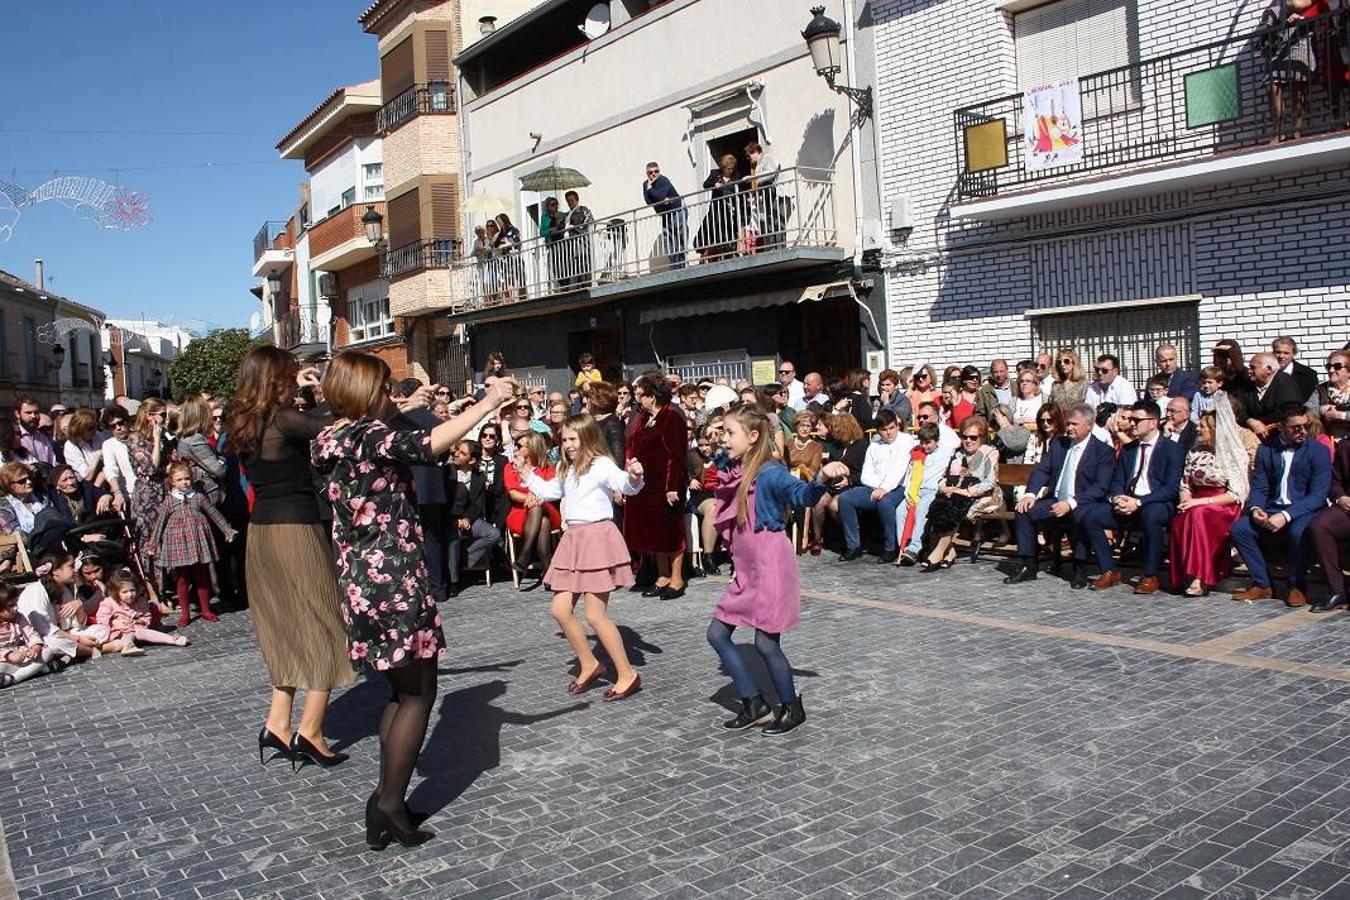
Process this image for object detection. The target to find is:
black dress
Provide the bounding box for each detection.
[693,170,743,256]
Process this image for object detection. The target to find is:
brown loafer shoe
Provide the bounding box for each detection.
[1133,576,1160,595]
[1285,588,1308,608]
[1230,585,1273,602]
[1090,570,1123,591]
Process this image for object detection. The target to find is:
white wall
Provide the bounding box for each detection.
[310,142,360,219]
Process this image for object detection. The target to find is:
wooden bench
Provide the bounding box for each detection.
[965,462,1035,563]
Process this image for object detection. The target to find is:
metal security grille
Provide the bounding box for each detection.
[433,337,472,394]
[666,350,751,384]
[1031,302,1199,383]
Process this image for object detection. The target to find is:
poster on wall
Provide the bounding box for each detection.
[1023,79,1084,171]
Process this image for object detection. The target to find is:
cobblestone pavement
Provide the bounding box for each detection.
[5,553,1350,900]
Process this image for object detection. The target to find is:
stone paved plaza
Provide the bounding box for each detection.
[5,555,1350,900]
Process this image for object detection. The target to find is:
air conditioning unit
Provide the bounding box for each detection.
[317,273,338,298]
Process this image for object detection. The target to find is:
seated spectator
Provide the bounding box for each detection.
[1272,336,1319,401]
[1144,374,1171,416]
[1005,404,1116,587]
[938,381,961,426]
[1229,405,1332,606]
[877,369,912,427]
[787,410,823,481]
[810,413,867,555]
[894,403,960,565]
[842,369,875,432]
[1011,369,1049,428]
[0,461,54,554]
[1309,435,1350,612]
[18,551,106,664]
[1170,400,1249,597]
[476,424,511,535]
[687,425,721,573]
[0,584,53,688]
[1085,354,1138,409]
[62,408,107,488]
[1191,367,1224,423]
[1213,339,1254,404]
[1092,402,1123,451]
[951,367,980,429]
[1316,349,1350,442]
[906,364,941,413]
[1050,348,1089,412]
[46,464,117,552]
[1155,343,1199,400]
[989,405,1030,463]
[505,431,561,575]
[1079,401,1185,594]
[96,571,189,654]
[920,416,999,571]
[1024,404,1063,468]
[1162,396,1197,452]
[1244,352,1302,438]
[836,409,916,562]
[974,358,1014,420]
[445,441,500,597]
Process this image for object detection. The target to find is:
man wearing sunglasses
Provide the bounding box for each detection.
[642,161,686,269]
[778,360,805,411]
[1230,405,1331,607]
[1084,355,1137,410]
[1079,401,1185,594]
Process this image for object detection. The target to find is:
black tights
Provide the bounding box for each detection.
[516,505,554,566]
[375,658,437,830]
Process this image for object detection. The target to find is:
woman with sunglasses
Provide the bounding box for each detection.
[905,364,941,416]
[0,462,49,552]
[1317,350,1350,442]
[1049,348,1089,413]
[477,424,512,538]
[919,416,999,571]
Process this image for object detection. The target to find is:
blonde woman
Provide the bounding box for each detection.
[127,398,169,595]
[1050,348,1089,412]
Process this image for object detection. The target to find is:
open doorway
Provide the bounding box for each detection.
[705,127,757,180]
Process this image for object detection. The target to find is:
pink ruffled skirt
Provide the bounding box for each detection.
[543,520,635,595]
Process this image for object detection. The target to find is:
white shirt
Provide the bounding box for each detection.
[1127,434,1159,497]
[1013,395,1047,424]
[63,440,100,480]
[1085,377,1138,409]
[785,379,805,412]
[920,424,962,491]
[16,582,77,657]
[1276,446,1295,506]
[101,437,136,493]
[1040,374,1055,397]
[525,456,643,524]
[1055,438,1091,507]
[860,433,917,493]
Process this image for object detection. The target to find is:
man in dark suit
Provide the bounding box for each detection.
[1243,352,1303,438]
[1230,404,1332,607]
[1155,343,1199,400]
[1162,395,1197,452]
[1080,401,1186,594]
[1272,336,1319,400]
[1005,404,1116,588]
[445,440,500,597]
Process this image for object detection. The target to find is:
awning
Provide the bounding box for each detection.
[637,281,853,325]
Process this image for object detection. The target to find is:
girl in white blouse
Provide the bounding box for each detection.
[517,414,646,702]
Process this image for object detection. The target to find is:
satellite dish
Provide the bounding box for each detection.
[248,311,261,333]
[581,2,610,39]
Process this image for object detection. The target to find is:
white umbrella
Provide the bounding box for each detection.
[463,193,512,215]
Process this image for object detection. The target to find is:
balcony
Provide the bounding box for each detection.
[445,166,843,319]
[377,82,454,134]
[251,220,293,277]
[309,202,384,271]
[952,11,1350,221]
[275,307,328,357]
[385,238,463,280]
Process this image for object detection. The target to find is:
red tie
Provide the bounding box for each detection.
[1127,443,1152,496]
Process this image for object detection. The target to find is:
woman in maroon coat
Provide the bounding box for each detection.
[624,373,689,599]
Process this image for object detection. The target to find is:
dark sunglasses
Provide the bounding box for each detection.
[1095,367,1114,374]
[1037,417,1055,425]
[1059,358,1073,365]
[11,476,32,486]
[778,369,793,375]
[960,434,981,442]
[1328,362,1346,372]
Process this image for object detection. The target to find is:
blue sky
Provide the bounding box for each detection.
[1,1,375,332]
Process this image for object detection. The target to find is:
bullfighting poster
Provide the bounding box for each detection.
[1024,79,1083,171]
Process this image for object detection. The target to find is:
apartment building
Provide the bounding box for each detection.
[0,265,107,410]
[873,0,1350,381]
[103,319,192,400]
[446,0,885,388]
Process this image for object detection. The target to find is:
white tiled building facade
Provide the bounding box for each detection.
[873,0,1350,378]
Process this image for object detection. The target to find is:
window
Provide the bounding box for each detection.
[1015,0,1139,112]
[1031,301,1198,384]
[363,162,384,201]
[341,186,356,209]
[347,279,393,343]
[299,203,311,229]
[23,317,38,380]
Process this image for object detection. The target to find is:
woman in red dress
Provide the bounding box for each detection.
[623,373,689,600]
[1169,396,1249,597]
[505,431,561,575]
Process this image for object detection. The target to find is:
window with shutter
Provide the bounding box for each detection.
[381,37,415,101]
[430,180,459,239]
[387,189,421,250]
[1032,301,1199,383]
[1015,0,1138,111]
[425,31,450,82]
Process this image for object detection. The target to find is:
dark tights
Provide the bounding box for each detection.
[706,618,796,702]
[516,505,554,567]
[374,658,437,831]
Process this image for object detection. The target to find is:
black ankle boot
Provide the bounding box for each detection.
[722,694,773,730]
[762,696,806,735]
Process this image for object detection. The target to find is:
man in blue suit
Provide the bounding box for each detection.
[1080,400,1186,594]
[1005,404,1116,588]
[1155,344,1199,400]
[1230,404,1332,607]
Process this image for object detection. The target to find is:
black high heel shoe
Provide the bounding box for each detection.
[365,796,433,850]
[290,733,350,772]
[257,728,292,766]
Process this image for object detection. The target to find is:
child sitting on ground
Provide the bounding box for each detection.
[95,571,189,656]
[0,584,54,687]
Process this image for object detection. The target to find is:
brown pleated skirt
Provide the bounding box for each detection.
[245,522,356,691]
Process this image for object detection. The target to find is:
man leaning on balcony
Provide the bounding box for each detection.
[643,161,686,270]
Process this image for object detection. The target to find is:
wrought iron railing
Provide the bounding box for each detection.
[253,221,287,263]
[276,308,327,351]
[450,166,838,312]
[954,10,1350,201]
[384,238,464,279]
[377,82,454,134]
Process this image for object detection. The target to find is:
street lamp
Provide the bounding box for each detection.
[50,343,65,373]
[266,269,283,298]
[802,6,872,119]
[362,204,385,246]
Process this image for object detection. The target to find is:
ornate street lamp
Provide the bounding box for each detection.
[362,204,385,246]
[802,6,872,119]
[266,269,283,298]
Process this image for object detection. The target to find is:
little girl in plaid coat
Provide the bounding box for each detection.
[149,462,236,628]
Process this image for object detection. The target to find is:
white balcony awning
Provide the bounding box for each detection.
[638,281,850,324]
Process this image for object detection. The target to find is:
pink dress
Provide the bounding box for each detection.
[712,469,801,635]
[1169,450,1242,587]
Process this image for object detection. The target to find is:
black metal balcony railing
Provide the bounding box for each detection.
[253,221,287,263]
[384,238,463,279]
[276,308,326,351]
[377,82,454,134]
[954,9,1350,201]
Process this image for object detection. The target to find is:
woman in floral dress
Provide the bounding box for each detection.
[312,350,514,851]
[128,399,169,605]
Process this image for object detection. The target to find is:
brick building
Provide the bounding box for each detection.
[873,0,1350,379]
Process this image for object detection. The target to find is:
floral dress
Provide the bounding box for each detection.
[128,434,166,576]
[311,418,445,672]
